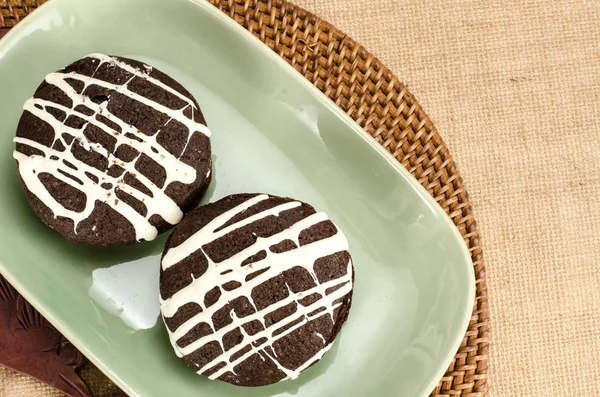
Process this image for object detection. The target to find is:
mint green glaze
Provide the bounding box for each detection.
[0,0,474,396]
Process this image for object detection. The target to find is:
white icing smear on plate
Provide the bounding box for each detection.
[88,254,161,331]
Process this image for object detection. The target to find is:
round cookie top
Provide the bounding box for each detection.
[159,193,354,386]
[13,54,212,246]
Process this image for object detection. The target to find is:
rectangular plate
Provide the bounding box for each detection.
[0,0,474,396]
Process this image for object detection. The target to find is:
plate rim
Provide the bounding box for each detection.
[0,0,475,396]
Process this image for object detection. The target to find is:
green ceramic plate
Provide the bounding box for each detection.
[0,0,474,396]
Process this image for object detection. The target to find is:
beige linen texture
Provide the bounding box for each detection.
[1,0,600,396]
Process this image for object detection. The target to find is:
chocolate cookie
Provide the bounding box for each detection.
[159,193,354,386]
[13,53,212,246]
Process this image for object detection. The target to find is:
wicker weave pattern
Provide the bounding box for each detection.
[0,0,42,27]
[0,0,489,396]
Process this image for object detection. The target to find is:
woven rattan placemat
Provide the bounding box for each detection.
[0,0,489,396]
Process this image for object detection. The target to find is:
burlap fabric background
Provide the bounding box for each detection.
[1,0,599,396]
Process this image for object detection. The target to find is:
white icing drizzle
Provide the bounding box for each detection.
[314,332,326,344]
[13,54,211,241]
[160,194,353,382]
